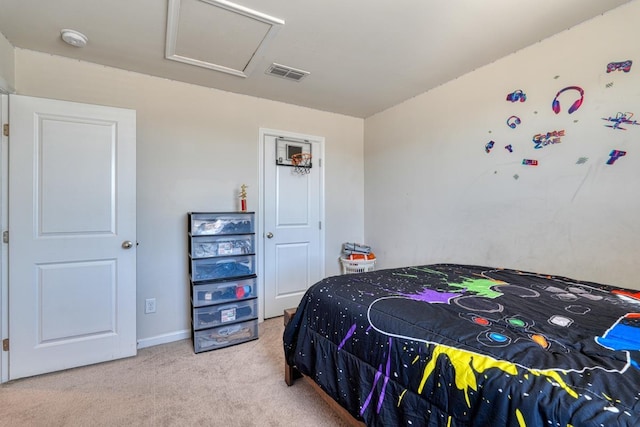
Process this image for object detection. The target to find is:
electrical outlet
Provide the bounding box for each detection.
[145,298,156,314]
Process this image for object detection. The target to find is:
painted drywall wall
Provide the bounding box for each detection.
[364,1,640,290]
[14,49,364,342]
[0,31,14,92]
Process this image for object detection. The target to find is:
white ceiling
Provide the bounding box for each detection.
[0,0,632,118]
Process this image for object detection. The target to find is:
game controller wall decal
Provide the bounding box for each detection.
[606,60,632,73]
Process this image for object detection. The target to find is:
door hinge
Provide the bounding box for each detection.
[2,230,7,244]
[318,158,322,167]
[2,339,8,351]
[2,124,8,137]
[319,221,322,230]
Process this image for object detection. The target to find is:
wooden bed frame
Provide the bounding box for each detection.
[284,308,365,427]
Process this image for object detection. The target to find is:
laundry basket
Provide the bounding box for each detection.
[340,257,376,274]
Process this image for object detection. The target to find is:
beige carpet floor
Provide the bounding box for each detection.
[0,317,349,427]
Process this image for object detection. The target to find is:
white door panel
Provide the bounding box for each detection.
[39,117,116,234]
[8,94,136,380]
[38,260,116,342]
[275,242,310,296]
[262,131,324,318]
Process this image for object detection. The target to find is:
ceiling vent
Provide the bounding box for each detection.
[266,63,310,82]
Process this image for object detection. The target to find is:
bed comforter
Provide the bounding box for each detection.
[283,264,640,426]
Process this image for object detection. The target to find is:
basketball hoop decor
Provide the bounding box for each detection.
[275,137,312,174]
[291,153,312,175]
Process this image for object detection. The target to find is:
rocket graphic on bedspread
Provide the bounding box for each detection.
[596,313,640,369]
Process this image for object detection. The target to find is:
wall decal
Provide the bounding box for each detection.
[505,144,513,153]
[606,150,626,165]
[602,112,639,130]
[513,174,519,180]
[522,159,538,166]
[506,90,526,102]
[552,86,584,114]
[576,157,588,165]
[605,82,614,88]
[506,116,521,128]
[606,60,632,73]
[533,130,565,149]
[485,140,495,153]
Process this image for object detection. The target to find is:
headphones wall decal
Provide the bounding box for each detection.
[552,86,584,114]
[507,115,521,128]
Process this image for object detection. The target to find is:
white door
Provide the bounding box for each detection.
[8,94,137,380]
[261,129,324,318]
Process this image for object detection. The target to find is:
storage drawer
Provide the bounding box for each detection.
[193,319,258,353]
[190,255,255,282]
[192,276,256,307]
[189,212,254,236]
[193,298,257,330]
[190,234,254,259]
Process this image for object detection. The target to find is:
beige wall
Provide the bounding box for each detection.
[364,1,640,289]
[0,31,14,92]
[14,49,364,342]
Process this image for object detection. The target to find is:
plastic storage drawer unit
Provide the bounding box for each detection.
[193,319,258,353]
[191,276,256,307]
[192,298,258,330]
[188,211,258,353]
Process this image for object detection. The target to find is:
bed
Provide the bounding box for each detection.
[283,264,640,426]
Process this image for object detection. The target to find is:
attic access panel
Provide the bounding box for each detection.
[165,0,284,78]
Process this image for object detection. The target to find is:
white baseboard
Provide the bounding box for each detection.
[137,329,190,349]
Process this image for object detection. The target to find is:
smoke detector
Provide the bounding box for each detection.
[61,29,88,48]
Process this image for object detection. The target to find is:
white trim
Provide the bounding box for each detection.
[136,329,190,349]
[1,94,8,382]
[257,128,326,321]
[165,0,284,78]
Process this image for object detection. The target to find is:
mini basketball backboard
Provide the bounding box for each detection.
[276,137,312,168]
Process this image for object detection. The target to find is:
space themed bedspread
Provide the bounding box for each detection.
[283,264,640,427]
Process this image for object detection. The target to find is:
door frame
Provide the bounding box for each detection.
[257,128,325,321]
[1,94,8,383]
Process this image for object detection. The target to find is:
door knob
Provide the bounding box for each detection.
[266,232,274,239]
[122,240,133,249]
